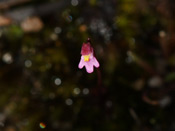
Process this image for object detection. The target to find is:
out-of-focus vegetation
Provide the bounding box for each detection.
[0,0,175,130]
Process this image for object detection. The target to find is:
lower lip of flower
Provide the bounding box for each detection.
[83,54,91,62]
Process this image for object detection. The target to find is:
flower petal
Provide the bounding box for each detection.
[78,58,85,69]
[84,61,94,73]
[92,57,100,68]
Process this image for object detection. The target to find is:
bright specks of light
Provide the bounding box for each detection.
[71,0,79,6]
[62,10,73,22]
[67,15,73,22]
[24,60,32,67]
[82,88,89,95]
[50,33,58,41]
[148,76,162,88]
[54,78,61,86]
[159,30,166,38]
[2,53,13,64]
[73,88,80,95]
[90,19,112,42]
[79,24,87,32]
[159,96,171,108]
[39,122,46,129]
[54,27,62,34]
[126,51,134,64]
[65,98,73,106]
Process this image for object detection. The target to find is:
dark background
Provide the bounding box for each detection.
[0,0,175,130]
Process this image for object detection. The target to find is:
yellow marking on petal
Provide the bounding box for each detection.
[84,54,91,62]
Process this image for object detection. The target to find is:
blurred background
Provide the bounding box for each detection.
[0,0,175,130]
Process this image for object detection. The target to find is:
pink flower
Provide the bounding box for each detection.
[78,38,100,73]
